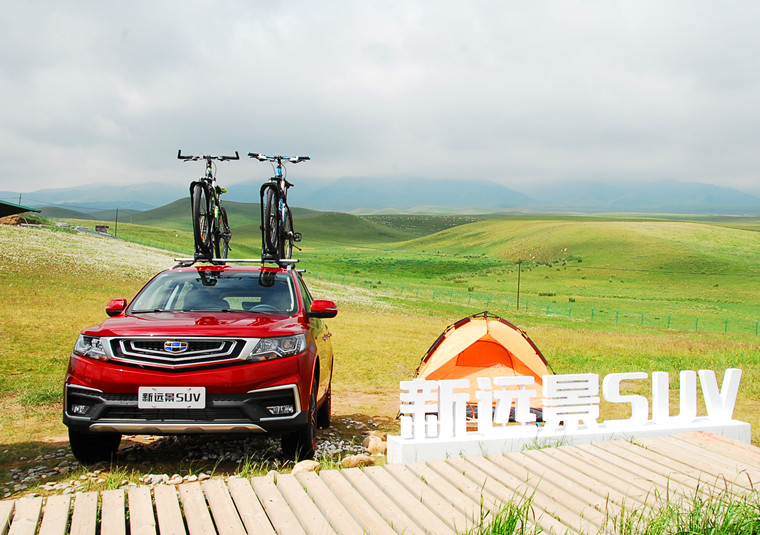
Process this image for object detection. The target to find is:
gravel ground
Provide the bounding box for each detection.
[2,415,379,498]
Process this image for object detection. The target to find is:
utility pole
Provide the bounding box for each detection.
[516,259,522,311]
[18,193,22,205]
[115,208,119,238]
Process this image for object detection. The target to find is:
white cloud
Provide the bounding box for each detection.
[2,0,760,195]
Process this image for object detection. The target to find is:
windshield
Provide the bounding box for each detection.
[129,270,297,314]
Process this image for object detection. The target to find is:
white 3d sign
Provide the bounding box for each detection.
[398,369,743,440]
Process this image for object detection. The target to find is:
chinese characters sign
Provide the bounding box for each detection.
[399,369,742,440]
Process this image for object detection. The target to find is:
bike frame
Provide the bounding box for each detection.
[250,153,309,261]
[179,150,238,259]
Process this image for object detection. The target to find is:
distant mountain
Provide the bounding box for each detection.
[5,177,760,215]
[1,182,187,213]
[300,176,536,212]
[521,179,760,214]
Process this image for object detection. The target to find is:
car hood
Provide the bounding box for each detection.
[83,312,305,338]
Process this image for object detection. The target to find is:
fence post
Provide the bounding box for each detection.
[449,291,453,302]
[468,294,472,305]
[615,309,619,324]
[525,300,528,313]
[756,320,759,335]
[546,303,550,315]
[641,312,644,326]
[725,318,728,333]
[591,307,595,320]
[667,314,671,329]
[486,296,491,309]
[568,305,572,318]
[696,316,699,331]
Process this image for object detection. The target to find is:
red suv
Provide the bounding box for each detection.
[63,262,337,463]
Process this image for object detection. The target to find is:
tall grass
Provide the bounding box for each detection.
[465,488,760,535]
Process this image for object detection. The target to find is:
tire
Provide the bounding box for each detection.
[68,428,121,464]
[192,183,213,258]
[262,187,280,258]
[316,384,331,429]
[215,206,231,259]
[281,207,294,259]
[282,379,317,460]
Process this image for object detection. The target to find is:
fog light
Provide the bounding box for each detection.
[70,404,91,415]
[267,404,294,416]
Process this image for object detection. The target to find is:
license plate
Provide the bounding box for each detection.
[138,387,206,409]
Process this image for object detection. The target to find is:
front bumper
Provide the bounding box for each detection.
[63,383,306,435]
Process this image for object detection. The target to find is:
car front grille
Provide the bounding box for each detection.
[109,338,247,369]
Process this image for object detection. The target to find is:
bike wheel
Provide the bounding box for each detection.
[262,187,281,258]
[215,206,231,259]
[281,206,294,259]
[192,184,213,258]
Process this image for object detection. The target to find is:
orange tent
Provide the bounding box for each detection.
[414,311,552,416]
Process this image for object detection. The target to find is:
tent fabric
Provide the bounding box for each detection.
[0,200,41,219]
[414,311,552,408]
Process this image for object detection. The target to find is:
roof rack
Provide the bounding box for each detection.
[172,258,299,269]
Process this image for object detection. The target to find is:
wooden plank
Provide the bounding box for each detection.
[580,442,695,500]
[69,492,98,535]
[424,459,504,515]
[678,432,760,467]
[201,479,246,535]
[486,452,611,527]
[153,485,186,535]
[226,477,276,535]
[535,445,659,508]
[38,495,72,535]
[100,490,126,535]
[610,438,752,493]
[178,482,216,535]
[383,464,473,533]
[340,467,425,535]
[363,466,455,535]
[595,440,729,497]
[250,474,307,535]
[295,472,365,535]
[7,497,42,535]
[453,456,584,535]
[688,431,760,467]
[128,486,157,535]
[402,462,482,524]
[643,435,760,487]
[0,501,14,535]
[319,470,396,535]
[275,474,336,535]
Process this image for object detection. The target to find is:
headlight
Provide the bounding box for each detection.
[246,334,306,362]
[73,335,108,360]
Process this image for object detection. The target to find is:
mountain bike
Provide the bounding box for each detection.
[178,150,239,260]
[248,152,310,260]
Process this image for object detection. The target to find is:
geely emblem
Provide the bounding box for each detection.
[164,341,188,353]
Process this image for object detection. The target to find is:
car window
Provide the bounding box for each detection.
[130,270,297,314]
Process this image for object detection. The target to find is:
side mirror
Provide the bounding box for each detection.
[106,298,127,317]
[307,300,338,319]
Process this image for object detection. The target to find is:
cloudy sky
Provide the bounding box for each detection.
[2,1,760,196]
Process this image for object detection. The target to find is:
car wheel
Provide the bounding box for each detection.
[316,384,331,429]
[282,380,317,460]
[68,428,121,464]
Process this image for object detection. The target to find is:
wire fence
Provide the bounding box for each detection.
[307,271,760,336]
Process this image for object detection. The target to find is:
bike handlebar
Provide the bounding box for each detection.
[248,153,310,164]
[178,150,240,161]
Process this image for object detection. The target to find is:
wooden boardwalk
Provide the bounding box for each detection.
[2,432,759,535]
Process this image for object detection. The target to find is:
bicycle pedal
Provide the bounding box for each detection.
[293,232,302,242]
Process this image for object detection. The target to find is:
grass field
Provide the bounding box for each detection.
[3,209,760,504]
